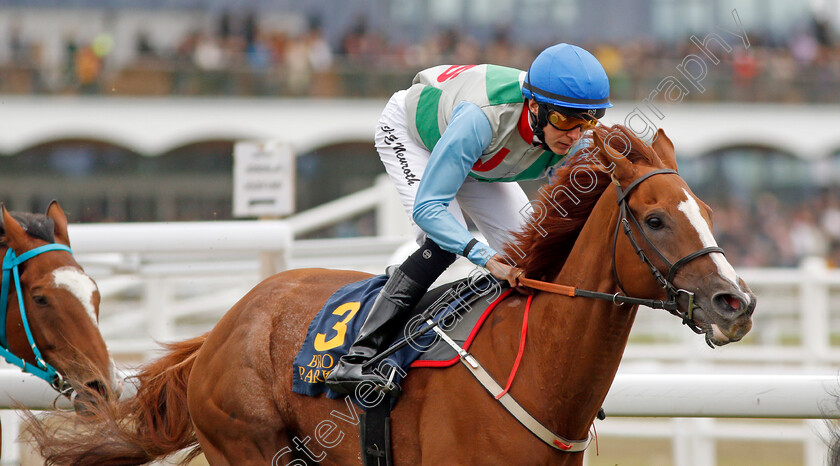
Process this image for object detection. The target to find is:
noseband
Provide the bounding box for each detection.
[611,168,724,332]
[0,244,74,395]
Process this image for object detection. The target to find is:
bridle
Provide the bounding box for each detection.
[0,243,74,395]
[611,168,724,332]
[517,168,724,334]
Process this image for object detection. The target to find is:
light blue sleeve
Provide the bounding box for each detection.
[412,101,498,266]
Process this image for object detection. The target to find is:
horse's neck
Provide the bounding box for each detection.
[525,189,639,439]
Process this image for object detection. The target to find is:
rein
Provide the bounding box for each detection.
[518,169,724,337]
[0,243,73,395]
[515,277,677,311]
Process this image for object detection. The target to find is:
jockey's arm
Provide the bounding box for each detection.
[412,101,497,267]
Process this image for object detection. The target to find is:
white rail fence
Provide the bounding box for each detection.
[0,369,836,465]
[0,178,837,464]
[0,369,835,465]
[1,371,835,417]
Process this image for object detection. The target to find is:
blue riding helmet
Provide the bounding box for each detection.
[522,43,612,119]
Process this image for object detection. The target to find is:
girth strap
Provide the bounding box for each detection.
[427,318,592,452]
[460,353,591,452]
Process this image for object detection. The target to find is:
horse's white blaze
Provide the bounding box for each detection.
[677,189,751,304]
[52,267,99,325]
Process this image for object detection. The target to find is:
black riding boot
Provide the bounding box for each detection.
[325,268,426,395]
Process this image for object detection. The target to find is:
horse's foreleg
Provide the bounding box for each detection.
[189,369,288,465]
[194,427,295,466]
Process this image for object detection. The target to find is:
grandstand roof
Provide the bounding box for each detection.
[0,97,838,159]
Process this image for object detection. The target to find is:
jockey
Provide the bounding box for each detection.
[326,43,613,394]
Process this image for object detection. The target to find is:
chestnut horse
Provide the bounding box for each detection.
[29,126,756,465]
[0,202,120,453]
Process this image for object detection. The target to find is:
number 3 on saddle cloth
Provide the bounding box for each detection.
[292,271,510,407]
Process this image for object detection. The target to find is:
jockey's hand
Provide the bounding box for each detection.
[485,255,524,289]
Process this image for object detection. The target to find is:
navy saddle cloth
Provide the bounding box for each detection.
[292,272,510,406]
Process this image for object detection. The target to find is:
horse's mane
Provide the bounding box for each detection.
[0,211,55,246]
[504,124,659,280]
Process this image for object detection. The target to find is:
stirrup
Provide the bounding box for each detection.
[326,363,401,397]
[378,366,399,394]
[358,366,401,397]
[361,366,400,396]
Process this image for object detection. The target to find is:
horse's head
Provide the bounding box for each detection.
[0,201,120,410]
[591,127,756,346]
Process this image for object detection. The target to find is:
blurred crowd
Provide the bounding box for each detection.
[3,12,840,268]
[2,13,839,101]
[711,191,840,268]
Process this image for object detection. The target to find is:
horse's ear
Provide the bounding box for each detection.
[46,200,71,247]
[652,128,678,172]
[1,204,31,253]
[592,127,635,183]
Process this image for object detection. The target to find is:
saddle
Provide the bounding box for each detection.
[292,272,507,399]
[292,272,509,466]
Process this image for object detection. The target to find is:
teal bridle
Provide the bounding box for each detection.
[0,243,74,394]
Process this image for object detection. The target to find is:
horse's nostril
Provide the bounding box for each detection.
[85,380,108,399]
[725,295,741,310]
[713,294,743,313]
[74,380,110,415]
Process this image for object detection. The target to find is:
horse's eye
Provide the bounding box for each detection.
[32,295,49,306]
[646,216,664,230]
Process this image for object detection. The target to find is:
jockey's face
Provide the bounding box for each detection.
[529,99,586,155]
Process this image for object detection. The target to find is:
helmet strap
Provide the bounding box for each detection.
[528,101,551,151]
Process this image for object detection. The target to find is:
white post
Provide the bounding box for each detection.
[374,174,411,237]
[672,418,715,466]
[146,277,172,356]
[691,418,716,466]
[259,253,277,279]
[0,410,20,465]
[671,418,715,466]
[800,257,829,366]
[672,418,693,466]
[259,222,292,279]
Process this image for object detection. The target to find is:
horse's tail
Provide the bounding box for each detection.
[830,432,840,466]
[25,334,207,465]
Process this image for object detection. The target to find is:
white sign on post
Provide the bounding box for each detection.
[232,141,295,218]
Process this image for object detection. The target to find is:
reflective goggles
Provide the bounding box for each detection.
[547,110,598,132]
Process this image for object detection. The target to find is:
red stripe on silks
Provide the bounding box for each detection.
[436,65,477,83]
[517,102,535,143]
[472,148,510,172]
[553,439,572,450]
[495,294,531,400]
[411,289,514,368]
